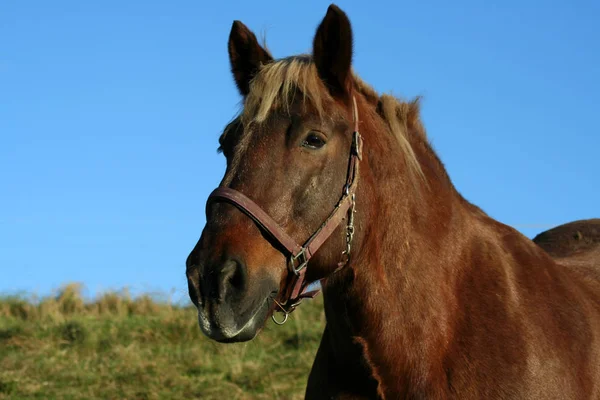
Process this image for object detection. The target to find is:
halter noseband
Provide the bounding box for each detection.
[205,97,363,324]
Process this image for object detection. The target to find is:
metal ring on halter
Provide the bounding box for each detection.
[272,311,289,325]
[271,298,290,325]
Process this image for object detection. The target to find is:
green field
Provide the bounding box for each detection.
[0,284,325,399]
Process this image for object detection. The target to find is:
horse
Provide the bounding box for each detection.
[185,4,600,399]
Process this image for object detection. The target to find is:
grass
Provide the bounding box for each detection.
[0,283,325,399]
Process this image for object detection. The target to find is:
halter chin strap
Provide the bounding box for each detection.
[205,97,363,324]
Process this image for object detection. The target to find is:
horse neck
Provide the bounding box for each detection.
[321,114,476,394]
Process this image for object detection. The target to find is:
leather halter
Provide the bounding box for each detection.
[205,97,363,324]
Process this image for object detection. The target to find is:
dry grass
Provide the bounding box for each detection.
[0,283,325,399]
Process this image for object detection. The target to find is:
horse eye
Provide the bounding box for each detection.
[302,133,326,149]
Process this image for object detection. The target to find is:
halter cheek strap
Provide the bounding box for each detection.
[206,97,363,324]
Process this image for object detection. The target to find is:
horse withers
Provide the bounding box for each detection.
[186,4,600,399]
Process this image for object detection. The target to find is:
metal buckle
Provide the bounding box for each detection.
[352,131,363,160]
[289,248,308,276]
[342,193,356,259]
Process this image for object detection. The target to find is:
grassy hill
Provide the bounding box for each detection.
[0,284,325,399]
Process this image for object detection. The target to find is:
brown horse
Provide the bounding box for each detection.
[186,4,600,399]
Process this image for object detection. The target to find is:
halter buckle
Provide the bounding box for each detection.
[289,248,309,276]
[342,193,357,259]
[352,131,363,160]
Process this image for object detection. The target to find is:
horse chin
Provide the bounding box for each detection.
[197,296,271,343]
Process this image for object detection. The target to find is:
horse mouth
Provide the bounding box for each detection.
[197,294,273,343]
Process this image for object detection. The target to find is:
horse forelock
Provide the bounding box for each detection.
[220,54,428,183]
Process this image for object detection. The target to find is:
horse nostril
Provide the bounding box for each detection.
[218,258,247,301]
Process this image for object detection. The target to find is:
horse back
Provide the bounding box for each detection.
[533,218,600,285]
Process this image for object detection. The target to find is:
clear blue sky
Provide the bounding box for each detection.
[1,1,598,300]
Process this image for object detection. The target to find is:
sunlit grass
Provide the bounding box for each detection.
[0,283,325,399]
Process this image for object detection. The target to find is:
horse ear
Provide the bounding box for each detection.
[228,20,273,96]
[312,4,354,97]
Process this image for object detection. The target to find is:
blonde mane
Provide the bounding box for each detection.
[229,55,425,180]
